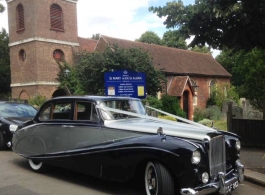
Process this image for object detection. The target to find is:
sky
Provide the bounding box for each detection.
[0,0,219,56]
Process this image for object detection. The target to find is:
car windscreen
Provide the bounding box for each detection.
[0,103,37,117]
[99,99,146,120]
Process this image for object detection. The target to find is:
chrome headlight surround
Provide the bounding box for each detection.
[9,124,18,132]
[191,150,201,165]
[235,140,241,151]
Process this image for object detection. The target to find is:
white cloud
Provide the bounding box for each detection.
[77,0,165,40]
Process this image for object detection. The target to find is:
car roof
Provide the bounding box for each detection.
[51,95,141,102]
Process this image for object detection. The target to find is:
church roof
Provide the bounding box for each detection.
[97,35,231,77]
[167,76,193,97]
[78,37,98,52]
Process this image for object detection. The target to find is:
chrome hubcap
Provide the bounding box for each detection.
[147,166,157,194]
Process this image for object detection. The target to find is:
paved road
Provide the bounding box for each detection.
[0,151,264,195]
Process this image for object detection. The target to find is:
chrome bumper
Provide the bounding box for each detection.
[180,161,244,195]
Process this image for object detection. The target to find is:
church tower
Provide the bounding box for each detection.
[6,0,79,99]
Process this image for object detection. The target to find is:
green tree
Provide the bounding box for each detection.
[59,45,165,96]
[216,48,246,86]
[56,61,79,95]
[0,2,5,13]
[150,0,265,51]
[160,95,186,117]
[162,30,187,49]
[91,33,100,40]
[0,28,11,96]
[233,48,265,109]
[216,47,265,109]
[136,31,162,45]
[190,45,212,54]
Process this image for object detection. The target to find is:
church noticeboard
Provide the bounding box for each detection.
[104,70,146,99]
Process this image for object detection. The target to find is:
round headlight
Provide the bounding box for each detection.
[236,140,241,151]
[9,124,18,132]
[202,172,209,184]
[191,150,201,164]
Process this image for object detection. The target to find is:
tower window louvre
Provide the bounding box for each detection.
[50,4,64,31]
[16,4,25,31]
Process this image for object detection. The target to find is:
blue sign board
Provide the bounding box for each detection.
[104,70,146,99]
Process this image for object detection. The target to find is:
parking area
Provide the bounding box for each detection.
[1,150,265,195]
[0,151,145,195]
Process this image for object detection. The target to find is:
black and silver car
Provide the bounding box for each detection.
[0,101,37,150]
[12,96,244,195]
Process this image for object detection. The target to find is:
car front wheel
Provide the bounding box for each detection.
[28,159,46,172]
[145,161,174,195]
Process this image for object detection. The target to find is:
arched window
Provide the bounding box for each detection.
[209,80,217,96]
[50,4,64,31]
[16,4,25,31]
[19,49,26,61]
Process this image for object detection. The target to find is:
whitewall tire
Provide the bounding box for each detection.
[28,159,45,172]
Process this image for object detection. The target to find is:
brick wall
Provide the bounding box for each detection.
[7,0,78,99]
[191,76,230,108]
[12,85,59,100]
[7,0,78,43]
[13,42,74,82]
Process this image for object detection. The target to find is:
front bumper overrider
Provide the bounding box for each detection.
[180,161,244,195]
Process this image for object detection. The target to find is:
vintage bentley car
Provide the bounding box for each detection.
[12,96,244,195]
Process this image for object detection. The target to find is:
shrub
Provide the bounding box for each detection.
[0,93,11,101]
[28,95,47,108]
[226,85,239,105]
[204,106,222,120]
[142,96,162,109]
[198,118,212,126]
[161,95,186,118]
[193,108,206,122]
[207,84,240,108]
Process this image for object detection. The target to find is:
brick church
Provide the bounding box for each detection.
[6,0,231,120]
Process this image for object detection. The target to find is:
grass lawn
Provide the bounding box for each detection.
[198,119,227,131]
[213,120,227,131]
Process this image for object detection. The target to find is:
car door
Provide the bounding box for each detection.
[67,101,105,150]
[68,100,105,177]
[32,100,72,154]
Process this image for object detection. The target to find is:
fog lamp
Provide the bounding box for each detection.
[202,172,209,184]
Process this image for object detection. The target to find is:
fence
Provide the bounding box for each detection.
[227,102,265,147]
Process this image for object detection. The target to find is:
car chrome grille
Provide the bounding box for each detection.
[208,135,226,177]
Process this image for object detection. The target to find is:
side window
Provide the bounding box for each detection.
[38,101,72,121]
[209,80,217,97]
[53,102,72,119]
[38,103,52,121]
[75,101,99,122]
